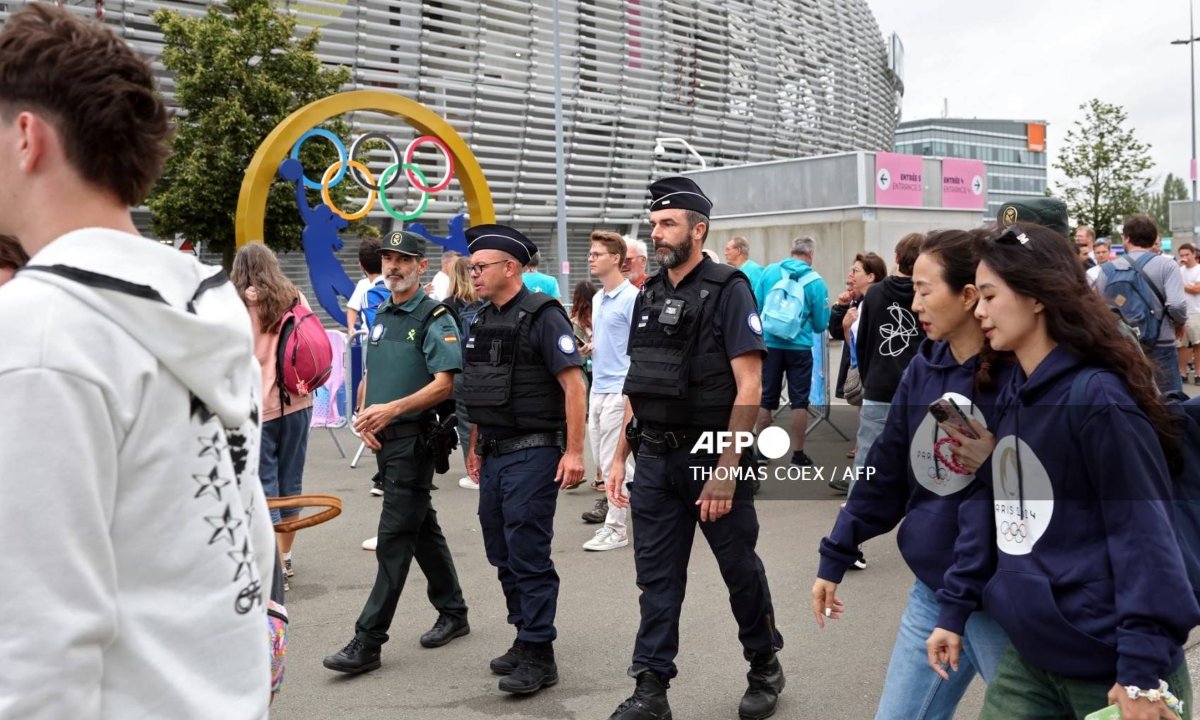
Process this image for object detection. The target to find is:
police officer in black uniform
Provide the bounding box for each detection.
[322,231,470,675]
[604,178,785,720]
[461,224,587,696]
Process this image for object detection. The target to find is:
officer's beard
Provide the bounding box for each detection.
[654,239,693,269]
[386,272,418,294]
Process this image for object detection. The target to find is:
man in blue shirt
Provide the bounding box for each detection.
[522,251,562,298]
[579,230,638,550]
[753,236,830,467]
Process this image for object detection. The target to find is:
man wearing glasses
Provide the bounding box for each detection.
[579,230,639,547]
[460,224,587,696]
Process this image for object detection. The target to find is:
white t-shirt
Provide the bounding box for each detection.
[347,275,385,312]
[1182,264,1200,315]
[430,271,450,301]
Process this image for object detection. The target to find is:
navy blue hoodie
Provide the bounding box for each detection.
[818,340,1011,604]
[939,346,1200,688]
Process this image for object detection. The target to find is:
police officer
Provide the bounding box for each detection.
[604,178,785,720]
[323,230,470,675]
[461,224,587,696]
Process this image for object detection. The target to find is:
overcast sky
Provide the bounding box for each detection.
[871,0,1198,194]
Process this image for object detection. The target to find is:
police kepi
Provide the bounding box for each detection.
[461,223,588,695]
[604,177,786,720]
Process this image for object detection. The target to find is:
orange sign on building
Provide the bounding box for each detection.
[1027,123,1046,152]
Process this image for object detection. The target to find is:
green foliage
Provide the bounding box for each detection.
[146,0,370,268]
[1140,172,1190,232]
[1054,99,1154,237]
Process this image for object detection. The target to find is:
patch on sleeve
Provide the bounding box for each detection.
[747,312,763,335]
[557,334,577,354]
[443,334,458,343]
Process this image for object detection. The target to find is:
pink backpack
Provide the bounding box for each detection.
[276,300,333,405]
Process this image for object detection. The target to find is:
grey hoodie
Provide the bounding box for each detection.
[0,229,271,719]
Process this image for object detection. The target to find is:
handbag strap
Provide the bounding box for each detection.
[267,494,342,533]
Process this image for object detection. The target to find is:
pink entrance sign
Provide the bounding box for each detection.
[942,159,986,210]
[875,152,924,206]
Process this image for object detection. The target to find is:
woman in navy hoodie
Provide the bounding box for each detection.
[929,222,1199,720]
[812,229,1013,719]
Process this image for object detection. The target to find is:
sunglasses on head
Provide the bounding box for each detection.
[991,225,1032,247]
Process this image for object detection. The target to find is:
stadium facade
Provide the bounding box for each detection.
[5,0,901,286]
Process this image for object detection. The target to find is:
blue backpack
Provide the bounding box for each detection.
[1069,369,1200,606]
[1100,253,1166,348]
[360,282,390,329]
[761,269,819,340]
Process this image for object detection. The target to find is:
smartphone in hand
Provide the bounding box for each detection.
[928,398,980,440]
[1083,706,1121,720]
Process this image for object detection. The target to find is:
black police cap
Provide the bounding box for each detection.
[465,223,538,266]
[647,176,712,218]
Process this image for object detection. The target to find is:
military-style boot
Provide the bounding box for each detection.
[608,669,672,720]
[489,638,525,675]
[497,641,558,694]
[738,651,784,720]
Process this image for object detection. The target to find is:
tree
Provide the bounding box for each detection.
[1140,173,1190,232]
[1054,99,1154,238]
[148,0,367,269]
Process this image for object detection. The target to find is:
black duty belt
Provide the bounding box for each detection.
[637,426,715,452]
[477,431,564,457]
[376,421,425,442]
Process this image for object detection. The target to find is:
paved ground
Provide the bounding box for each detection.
[274,376,1200,720]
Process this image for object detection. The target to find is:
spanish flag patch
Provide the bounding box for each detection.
[443,334,458,343]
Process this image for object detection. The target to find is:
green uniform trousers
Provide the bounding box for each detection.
[354,434,467,646]
[980,644,1191,720]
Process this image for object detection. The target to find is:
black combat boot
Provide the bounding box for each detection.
[608,668,672,720]
[497,641,558,694]
[322,637,382,674]
[738,651,785,720]
[489,638,525,675]
[419,613,470,648]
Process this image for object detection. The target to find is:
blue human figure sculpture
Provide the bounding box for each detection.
[278,158,355,327]
[408,213,470,255]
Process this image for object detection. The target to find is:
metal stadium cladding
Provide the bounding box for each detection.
[12,0,901,248]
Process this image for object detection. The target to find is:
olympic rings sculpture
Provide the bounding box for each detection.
[289,128,456,222]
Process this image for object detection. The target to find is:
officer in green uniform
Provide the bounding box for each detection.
[323,230,470,675]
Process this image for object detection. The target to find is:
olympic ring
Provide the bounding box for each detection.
[377,163,430,221]
[403,135,455,193]
[291,128,347,191]
[999,521,1028,543]
[321,161,377,221]
[347,131,402,192]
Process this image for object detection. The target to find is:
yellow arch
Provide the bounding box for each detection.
[235,90,494,247]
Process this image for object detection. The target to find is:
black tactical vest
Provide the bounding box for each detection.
[462,292,566,430]
[623,260,744,429]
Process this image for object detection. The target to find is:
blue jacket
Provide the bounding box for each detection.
[753,258,829,350]
[940,345,1200,687]
[818,340,1011,601]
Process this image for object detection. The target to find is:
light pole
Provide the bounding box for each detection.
[1172,0,1200,240]
[654,136,707,169]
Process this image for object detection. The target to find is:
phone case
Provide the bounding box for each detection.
[1083,705,1121,720]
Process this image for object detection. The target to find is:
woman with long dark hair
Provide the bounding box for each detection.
[571,280,596,388]
[231,243,313,589]
[928,222,1199,720]
[812,229,1013,719]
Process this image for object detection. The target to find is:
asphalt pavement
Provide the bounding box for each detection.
[273,379,1200,720]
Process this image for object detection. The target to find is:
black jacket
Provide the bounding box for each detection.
[855,277,925,403]
[828,298,860,398]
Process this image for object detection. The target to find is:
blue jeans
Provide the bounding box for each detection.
[1150,342,1184,395]
[876,580,1009,720]
[851,400,889,495]
[260,408,312,524]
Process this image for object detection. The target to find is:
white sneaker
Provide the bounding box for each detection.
[582,527,628,552]
[458,476,479,490]
[362,536,377,552]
